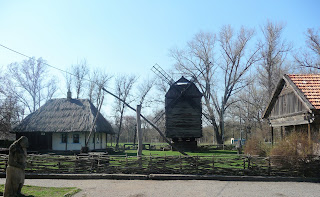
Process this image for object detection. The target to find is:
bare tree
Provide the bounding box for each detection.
[171,31,218,141]
[65,71,72,93]
[294,28,320,70]
[214,25,261,144]
[6,57,57,113]
[258,21,292,98]
[171,27,261,144]
[229,79,267,140]
[95,72,112,107]
[113,75,137,148]
[137,77,154,106]
[87,70,98,103]
[72,59,89,99]
[87,69,112,107]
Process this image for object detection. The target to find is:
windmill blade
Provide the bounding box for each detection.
[151,64,174,85]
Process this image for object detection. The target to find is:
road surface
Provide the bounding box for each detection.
[0,178,319,197]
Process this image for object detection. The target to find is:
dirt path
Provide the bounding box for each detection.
[1,178,320,197]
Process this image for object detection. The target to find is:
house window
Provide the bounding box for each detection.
[73,134,79,143]
[61,133,67,143]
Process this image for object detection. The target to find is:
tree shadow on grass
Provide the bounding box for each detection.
[19,194,35,197]
[0,192,35,197]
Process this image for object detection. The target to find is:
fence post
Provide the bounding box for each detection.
[243,157,246,170]
[212,155,214,173]
[164,154,166,171]
[125,154,128,167]
[179,154,182,172]
[149,154,152,171]
[195,156,199,174]
[268,157,271,176]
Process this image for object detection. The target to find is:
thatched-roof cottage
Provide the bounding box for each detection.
[165,76,203,149]
[13,94,114,151]
[263,74,320,144]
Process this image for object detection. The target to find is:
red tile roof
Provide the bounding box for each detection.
[288,74,320,110]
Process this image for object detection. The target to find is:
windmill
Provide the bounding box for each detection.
[152,64,203,150]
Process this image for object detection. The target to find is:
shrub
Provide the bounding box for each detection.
[270,131,313,157]
[270,131,316,172]
[244,136,270,157]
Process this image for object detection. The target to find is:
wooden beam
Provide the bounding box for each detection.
[308,123,311,142]
[102,87,189,156]
[136,105,142,158]
[271,127,274,146]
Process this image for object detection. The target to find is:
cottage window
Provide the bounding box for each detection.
[61,133,67,143]
[73,134,80,143]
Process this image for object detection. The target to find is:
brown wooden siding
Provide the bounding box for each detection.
[270,85,307,118]
[165,97,202,138]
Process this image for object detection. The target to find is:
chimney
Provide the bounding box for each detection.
[67,90,72,100]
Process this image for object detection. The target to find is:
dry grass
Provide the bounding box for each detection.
[270,131,313,157]
[244,136,270,157]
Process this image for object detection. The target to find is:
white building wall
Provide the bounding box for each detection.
[52,132,106,151]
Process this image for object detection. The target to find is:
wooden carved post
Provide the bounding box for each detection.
[137,105,142,158]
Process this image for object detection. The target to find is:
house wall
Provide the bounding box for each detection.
[52,132,106,151]
[270,84,307,117]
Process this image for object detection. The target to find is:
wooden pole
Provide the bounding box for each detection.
[271,126,274,146]
[137,105,143,158]
[308,123,312,153]
[308,123,311,142]
[102,87,189,156]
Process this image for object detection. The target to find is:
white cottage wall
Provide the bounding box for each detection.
[52,132,106,151]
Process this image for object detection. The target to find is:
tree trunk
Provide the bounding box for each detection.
[115,103,125,149]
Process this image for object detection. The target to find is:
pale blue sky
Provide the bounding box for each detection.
[1,0,319,77]
[0,0,319,117]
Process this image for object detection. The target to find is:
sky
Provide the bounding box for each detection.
[0,0,319,116]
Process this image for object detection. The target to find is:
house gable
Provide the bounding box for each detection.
[263,74,316,127]
[270,83,307,118]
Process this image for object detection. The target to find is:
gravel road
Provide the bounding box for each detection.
[1,178,320,197]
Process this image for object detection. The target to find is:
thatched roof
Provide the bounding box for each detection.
[14,98,114,134]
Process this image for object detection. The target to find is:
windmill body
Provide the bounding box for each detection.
[165,76,203,149]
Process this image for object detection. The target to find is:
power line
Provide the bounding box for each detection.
[0,43,117,93]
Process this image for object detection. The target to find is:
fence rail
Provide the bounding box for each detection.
[0,154,319,177]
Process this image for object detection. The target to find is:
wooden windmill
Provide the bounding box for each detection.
[152,64,203,150]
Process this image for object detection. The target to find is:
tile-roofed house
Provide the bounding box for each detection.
[13,92,114,151]
[263,74,320,145]
[288,74,320,110]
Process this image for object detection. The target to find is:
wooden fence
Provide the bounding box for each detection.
[0,154,319,177]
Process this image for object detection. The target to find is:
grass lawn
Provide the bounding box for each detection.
[0,184,81,197]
